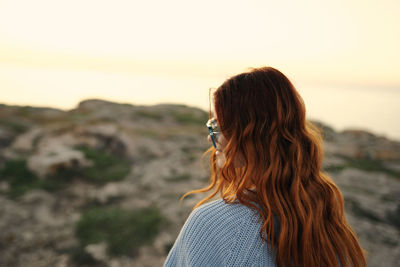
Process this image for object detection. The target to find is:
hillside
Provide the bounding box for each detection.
[0,99,399,267]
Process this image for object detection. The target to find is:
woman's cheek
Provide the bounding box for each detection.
[216,151,226,168]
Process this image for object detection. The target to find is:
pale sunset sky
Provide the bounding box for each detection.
[0,0,399,139]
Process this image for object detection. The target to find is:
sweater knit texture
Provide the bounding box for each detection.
[164,198,277,267]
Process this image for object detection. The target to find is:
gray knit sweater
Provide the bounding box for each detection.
[164,198,277,267]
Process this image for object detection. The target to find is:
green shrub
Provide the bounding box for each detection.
[68,246,101,266]
[134,110,163,121]
[346,157,388,173]
[164,173,192,182]
[0,119,28,134]
[42,168,78,191]
[75,206,164,256]
[134,129,162,139]
[70,112,90,123]
[324,156,400,180]
[0,159,75,197]
[0,146,131,198]
[76,146,131,184]
[170,110,208,125]
[323,164,346,173]
[0,159,40,197]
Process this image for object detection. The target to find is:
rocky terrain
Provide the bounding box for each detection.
[0,99,399,267]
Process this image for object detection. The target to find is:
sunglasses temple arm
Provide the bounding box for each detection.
[208,128,218,148]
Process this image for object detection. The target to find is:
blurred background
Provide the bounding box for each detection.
[0,0,399,266]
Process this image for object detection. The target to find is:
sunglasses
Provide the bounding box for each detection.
[206,118,220,148]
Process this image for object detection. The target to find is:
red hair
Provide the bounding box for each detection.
[182,67,366,267]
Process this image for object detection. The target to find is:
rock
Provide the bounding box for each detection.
[75,99,131,122]
[20,189,54,204]
[0,181,9,193]
[54,254,69,267]
[85,242,108,262]
[374,148,400,161]
[78,124,127,156]
[90,182,135,204]
[322,155,347,168]
[77,99,119,110]
[27,144,92,178]
[20,190,66,226]
[310,120,337,141]
[324,142,365,159]
[11,127,43,151]
[325,129,400,161]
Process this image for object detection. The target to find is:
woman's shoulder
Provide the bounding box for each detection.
[164,198,277,266]
[181,198,266,249]
[188,198,261,228]
[165,198,276,266]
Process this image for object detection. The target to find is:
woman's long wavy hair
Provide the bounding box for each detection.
[182,67,366,267]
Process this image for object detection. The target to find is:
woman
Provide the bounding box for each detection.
[164,67,366,267]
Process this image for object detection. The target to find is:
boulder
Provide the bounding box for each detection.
[27,144,92,178]
[11,128,43,151]
[85,242,108,262]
